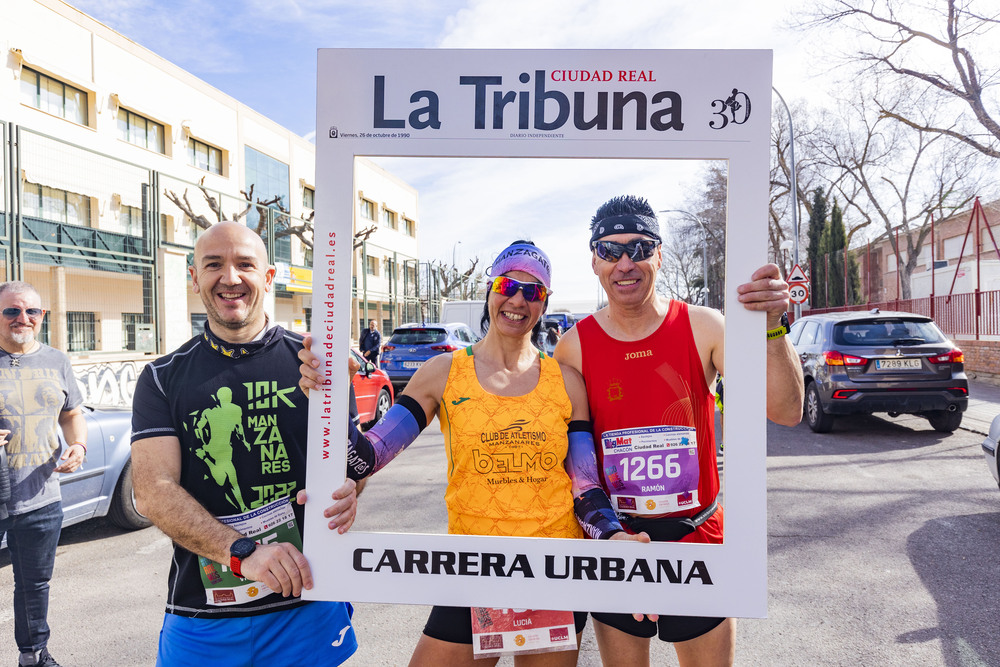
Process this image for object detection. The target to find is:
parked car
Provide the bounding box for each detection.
[983,414,1000,489]
[543,313,574,331]
[351,348,393,428]
[790,310,969,433]
[3,404,150,548]
[380,323,478,391]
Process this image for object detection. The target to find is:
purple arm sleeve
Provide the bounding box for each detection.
[346,396,425,481]
[566,422,623,539]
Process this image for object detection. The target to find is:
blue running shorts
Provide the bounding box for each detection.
[156,601,356,667]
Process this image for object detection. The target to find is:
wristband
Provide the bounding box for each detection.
[70,441,87,455]
[574,488,624,540]
[346,396,425,481]
[766,312,790,340]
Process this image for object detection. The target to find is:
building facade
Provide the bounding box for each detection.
[0,0,421,402]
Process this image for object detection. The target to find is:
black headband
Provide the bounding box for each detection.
[589,214,662,246]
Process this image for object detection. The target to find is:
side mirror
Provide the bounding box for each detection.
[365,362,376,374]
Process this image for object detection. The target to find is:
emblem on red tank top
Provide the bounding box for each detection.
[607,380,624,402]
[624,349,652,360]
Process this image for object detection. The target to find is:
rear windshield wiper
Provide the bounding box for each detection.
[891,337,925,345]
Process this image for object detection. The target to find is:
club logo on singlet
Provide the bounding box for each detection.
[607,380,624,402]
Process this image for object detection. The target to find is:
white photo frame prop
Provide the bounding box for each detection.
[306,49,772,618]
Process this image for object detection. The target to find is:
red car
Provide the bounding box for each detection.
[351,348,394,428]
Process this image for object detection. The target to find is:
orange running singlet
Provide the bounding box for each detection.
[439,348,583,539]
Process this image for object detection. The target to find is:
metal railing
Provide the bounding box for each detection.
[803,288,1000,339]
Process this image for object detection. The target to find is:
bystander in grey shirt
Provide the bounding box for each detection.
[0,344,83,515]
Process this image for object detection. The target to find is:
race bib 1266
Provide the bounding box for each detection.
[600,425,700,515]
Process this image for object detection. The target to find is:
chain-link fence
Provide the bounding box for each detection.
[4,121,431,358]
[13,127,156,354]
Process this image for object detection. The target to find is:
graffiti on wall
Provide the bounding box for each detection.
[73,359,151,407]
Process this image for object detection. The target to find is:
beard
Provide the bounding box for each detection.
[10,329,35,346]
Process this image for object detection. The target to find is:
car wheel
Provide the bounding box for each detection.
[805,383,835,433]
[108,459,153,530]
[373,388,392,424]
[925,409,963,433]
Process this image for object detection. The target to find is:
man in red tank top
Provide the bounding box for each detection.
[555,195,804,667]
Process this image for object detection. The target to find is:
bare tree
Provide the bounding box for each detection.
[656,232,706,304]
[658,164,728,309]
[801,0,1000,158]
[429,259,483,300]
[806,85,988,298]
[164,177,315,250]
[769,99,835,276]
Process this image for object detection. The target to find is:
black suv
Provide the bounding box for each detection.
[790,310,969,433]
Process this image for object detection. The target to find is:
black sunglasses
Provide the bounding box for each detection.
[2,307,44,319]
[489,276,549,302]
[591,239,661,262]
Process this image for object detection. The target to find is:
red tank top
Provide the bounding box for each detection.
[577,300,723,543]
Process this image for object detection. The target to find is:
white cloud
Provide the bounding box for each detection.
[372,156,715,304]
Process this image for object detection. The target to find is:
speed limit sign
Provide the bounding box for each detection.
[789,282,809,305]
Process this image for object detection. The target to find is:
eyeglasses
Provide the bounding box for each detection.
[2,307,44,320]
[591,239,661,262]
[489,276,549,302]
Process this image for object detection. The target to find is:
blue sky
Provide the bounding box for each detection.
[71,0,816,305]
[73,0,815,139]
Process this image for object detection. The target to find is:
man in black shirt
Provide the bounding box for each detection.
[359,319,382,363]
[131,222,359,666]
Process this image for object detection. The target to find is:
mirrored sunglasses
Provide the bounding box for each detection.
[489,276,549,302]
[591,239,661,262]
[1,307,43,319]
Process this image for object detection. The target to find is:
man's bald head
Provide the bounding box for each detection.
[189,221,276,344]
[194,221,268,265]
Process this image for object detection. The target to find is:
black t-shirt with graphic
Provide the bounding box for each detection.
[132,324,313,618]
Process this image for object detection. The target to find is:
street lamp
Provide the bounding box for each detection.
[660,209,709,307]
[452,241,462,298]
[772,86,801,319]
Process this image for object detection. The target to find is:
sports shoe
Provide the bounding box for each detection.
[17,648,61,667]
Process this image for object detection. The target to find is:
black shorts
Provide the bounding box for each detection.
[423,606,589,645]
[592,509,725,643]
[590,611,725,643]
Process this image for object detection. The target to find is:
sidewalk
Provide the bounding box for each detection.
[963,378,1000,435]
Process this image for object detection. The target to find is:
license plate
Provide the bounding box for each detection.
[402,361,423,369]
[875,358,921,370]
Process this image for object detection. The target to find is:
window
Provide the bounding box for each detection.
[244,147,290,263]
[21,183,91,226]
[191,313,208,337]
[20,67,88,125]
[304,307,312,331]
[403,217,416,237]
[303,187,315,209]
[788,320,804,346]
[67,311,96,352]
[366,256,378,276]
[798,321,821,346]
[383,209,397,229]
[122,313,148,351]
[120,205,143,236]
[359,198,375,220]
[188,138,222,174]
[117,108,165,153]
[37,312,50,346]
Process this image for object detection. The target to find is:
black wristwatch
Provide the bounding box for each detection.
[229,537,257,577]
[766,312,790,340]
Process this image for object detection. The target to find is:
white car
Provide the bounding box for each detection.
[983,414,1000,489]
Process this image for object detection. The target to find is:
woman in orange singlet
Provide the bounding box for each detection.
[301,240,648,667]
